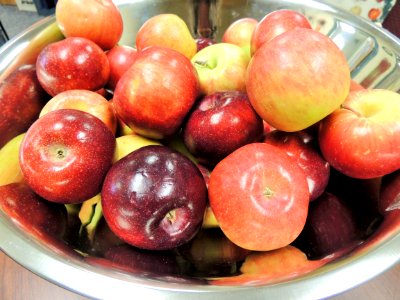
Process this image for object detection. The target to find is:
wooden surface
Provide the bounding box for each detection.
[1,249,400,300]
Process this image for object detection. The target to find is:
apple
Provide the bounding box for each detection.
[195,37,215,52]
[183,91,264,165]
[350,79,366,92]
[55,0,123,50]
[251,9,312,55]
[101,145,207,250]
[319,89,400,179]
[246,28,350,132]
[106,45,138,91]
[263,130,330,201]
[0,64,49,148]
[39,89,117,134]
[36,37,110,97]
[0,133,25,186]
[379,170,400,215]
[209,143,309,251]
[19,109,115,204]
[136,14,197,59]
[0,182,67,240]
[191,43,250,95]
[222,17,258,58]
[113,134,161,162]
[294,192,361,259]
[112,46,199,139]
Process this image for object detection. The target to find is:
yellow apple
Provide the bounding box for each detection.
[0,133,25,186]
[114,134,161,162]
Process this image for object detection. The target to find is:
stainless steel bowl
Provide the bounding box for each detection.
[1,1,400,299]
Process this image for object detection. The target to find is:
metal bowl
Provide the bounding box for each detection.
[1,0,400,299]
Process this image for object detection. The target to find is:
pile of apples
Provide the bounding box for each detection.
[1,0,400,282]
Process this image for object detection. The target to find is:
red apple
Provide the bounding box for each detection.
[0,182,67,240]
[251,9,312,55]
[247,28,350,132]
[183,91,264,166]
[222,17,258,58]
[36,37,110,96]
[19,109,115,204]
[0,65,49,148]
[319,89,400,179]
[294,192,361,259]
[191,43,249,95]
[136,14,197,59]
[55,0,123,50]
[263,130,330,201]
[195,37,215,52]
[39,89,117,134]
[209,143,309,251]
[113,46,199,139]
[106,45,139,91]
[101,145,207,250]
[350,79,366,92]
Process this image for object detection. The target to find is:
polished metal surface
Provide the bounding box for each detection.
[1,1,400,299]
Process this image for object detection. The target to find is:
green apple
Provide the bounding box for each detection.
[191,43,250,95]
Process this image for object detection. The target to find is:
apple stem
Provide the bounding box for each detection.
[341,104,362,118]
[263,187,274,198]
[166,209,176,224]
[56,149,65,159]
[193,59,217,70]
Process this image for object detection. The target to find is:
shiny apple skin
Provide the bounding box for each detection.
[379,170,400,215]
[19,109,115,204]
[106,45,138,91]
[0,182,67,240]
[195,37,215,52]
[183,91,263,166]
[0,65,49,148]
[264,130,330,201]
[113,46,199,139]
[101,145,207,250]
[209,143,309,251]
[294,192,360,259]
[251,9,312,55]
[36,37,110,96]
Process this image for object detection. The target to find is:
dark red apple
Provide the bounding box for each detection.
[294,192,361,259]
[19,109,115,204]
[36,37,110,96]
[379,170,400,215]
[183,91,264,166]
[0,64,49,148]
[106,45,138,91]
[112,46,199,139]
[0,182,67,240]
[264,130,330,201]
[101,145,207,250]
[195,37,215,52]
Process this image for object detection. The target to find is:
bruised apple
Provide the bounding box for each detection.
[19,109,115,204]
[101,145,207,250]
[113,46,199,139]
[209,143,309,251]
[247,28,350,132]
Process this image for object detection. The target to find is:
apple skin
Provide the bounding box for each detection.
[0,64,49,148]
[319,89,400,179]
[19,109,115,204]
[183,91,264,166]
[39,89,117,134]
[195,37,215,52]
[191,43,250,95]
[113,134,161,162]
[209,143,309,251]
[113,46,199,139]
[101,145,207,250]
[251,9,312,55]
[136,14,197,59]
[36,37,110,97]
[263,130,330,201]
[247,28,350,132]
[379,170,400,215]
[222,17,258,58]
[293,192,361,259]
[55,0,123,50]
[106,45,139,91]
[0,182,67,240]
[0,134,25,186]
